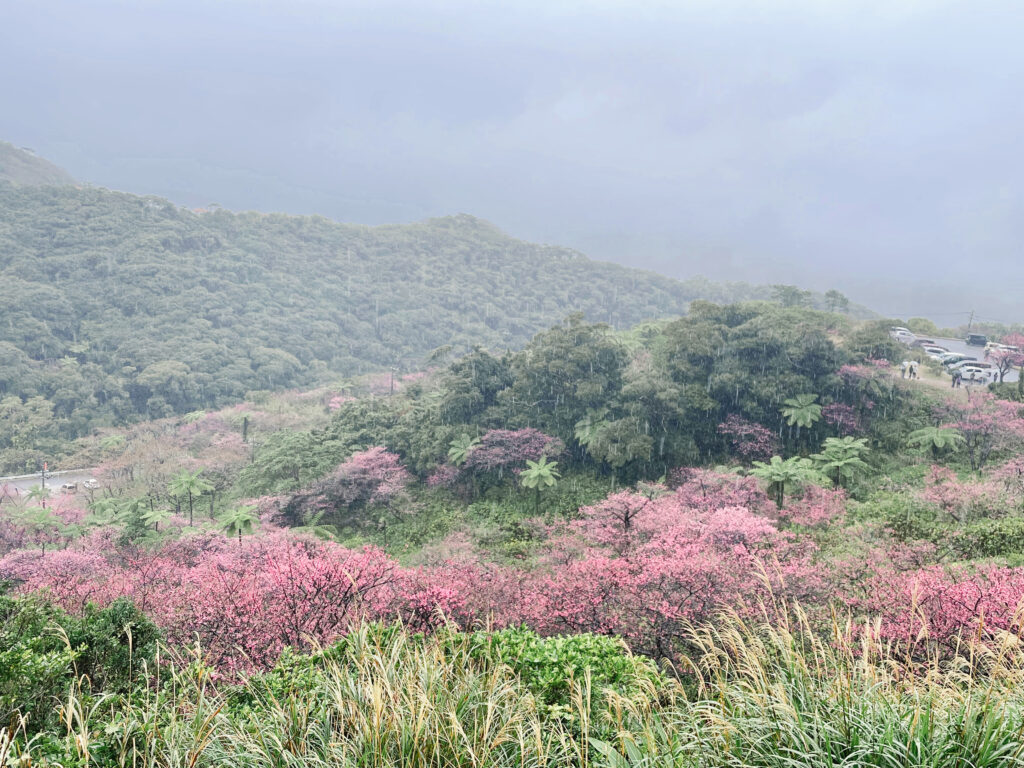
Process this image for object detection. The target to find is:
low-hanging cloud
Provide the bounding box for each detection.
[2,0,1022,321]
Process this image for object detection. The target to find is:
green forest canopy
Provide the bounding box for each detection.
[0,180,859,471]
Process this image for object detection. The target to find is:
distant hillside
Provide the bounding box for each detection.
[0,180,859,470]
[0,142,75,186]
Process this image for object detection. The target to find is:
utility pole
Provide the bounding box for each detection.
[967,310,975,333]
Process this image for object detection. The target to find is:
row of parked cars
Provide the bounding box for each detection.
[889,327,1010,382]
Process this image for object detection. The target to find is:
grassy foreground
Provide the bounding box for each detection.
[4,611,1024,768]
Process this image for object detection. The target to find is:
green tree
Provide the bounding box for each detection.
[906,427,966,458]
[781,394,823,430]
[781,393,822,452]
[519,456,561,514]
[16,506,57,552]
[771,284,813,308]
[447,434,480,467]
[811,436,870,488]
[573,408,609,450]
[292,510,338,541]
[24,484,50,508]
[141,506,172,532]
[824,289,850,313]
[501,314,627,441]
[220,506,259,543]
[167,469,214,526]
[0,396,55,451]
[750,456,826,508]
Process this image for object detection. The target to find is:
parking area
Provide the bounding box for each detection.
[891,330,1019,384]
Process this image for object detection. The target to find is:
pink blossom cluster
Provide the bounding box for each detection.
[328,447,412,506]
[919,465,1006,522]
[463,429,564,474]
[849,561,1024,652]
[4,467,1024,670]
[716,416,780,462]
[822,402,861,435]
[937,391,1024,470]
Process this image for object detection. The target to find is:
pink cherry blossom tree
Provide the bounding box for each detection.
[716,416,780,463]
[938,391,1024,470]
[989,334,1024,383]
[821,403,861,436]
[463,429,563,478]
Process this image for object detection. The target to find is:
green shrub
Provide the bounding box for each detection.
[0,594,160,734]
[462,626,671,717]
[852,492,942,542]
[955,516,1024,558]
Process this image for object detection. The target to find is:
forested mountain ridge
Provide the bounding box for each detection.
[0,179,855,472]
[0,142,76,186]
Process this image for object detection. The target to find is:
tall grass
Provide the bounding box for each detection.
[8,613,1024,767]
[596,608,1024,767]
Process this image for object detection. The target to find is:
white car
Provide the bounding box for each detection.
[987,343,1020,354]
[949,359,994,372]
[959,366,994,382]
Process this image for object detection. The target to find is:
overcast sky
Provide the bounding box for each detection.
[3,0,1023,322]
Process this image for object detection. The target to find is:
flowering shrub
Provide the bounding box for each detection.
[716,416,780,462]
[0,532,397,672]
[464,429,563,477]
[851,563,1024,653]
[821,403,861,435]
[4,465,1023,671]
[938,391,1024,470]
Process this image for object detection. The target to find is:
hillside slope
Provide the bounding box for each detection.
[0,142,76,186]
[0,180,858,471]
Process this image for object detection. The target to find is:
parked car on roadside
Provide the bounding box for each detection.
[949,359,994,372]
[940,353,973,365]
[986,342,1020,354]
[83,478,99,490]
[60,482,78,492]
[959,366,995,382]
[967,333,988,346]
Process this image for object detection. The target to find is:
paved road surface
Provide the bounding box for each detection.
[900,335,1019,383]
[0,470,98,497]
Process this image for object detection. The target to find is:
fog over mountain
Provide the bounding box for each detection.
[3,0,1022,322]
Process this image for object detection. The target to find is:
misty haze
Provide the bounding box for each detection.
[4,0,1024,321]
